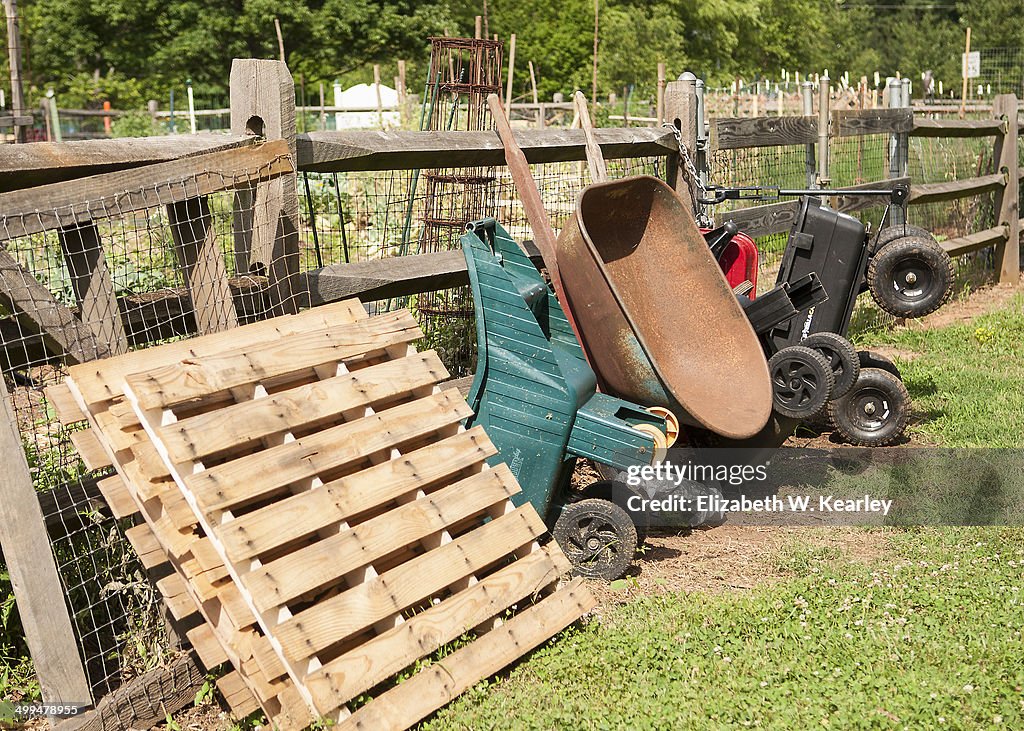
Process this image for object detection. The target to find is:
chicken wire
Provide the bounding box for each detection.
[0,162,299,706]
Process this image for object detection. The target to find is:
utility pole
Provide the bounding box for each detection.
[3,0,27,142]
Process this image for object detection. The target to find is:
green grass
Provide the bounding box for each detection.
[426,528,1024,730]
[424,295,1024,730]
[857,293,1024,447]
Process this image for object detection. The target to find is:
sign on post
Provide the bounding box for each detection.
[962,51,981,79]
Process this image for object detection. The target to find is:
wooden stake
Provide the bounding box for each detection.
[373,64,383,129]
[592,0,599,101]
[475,15,482,39]
[274,17,286,63]
[2,0,26,142]
[960,26,971,119]
[505,34,517,112]
[656,62,666,125]
[528,61,540,127]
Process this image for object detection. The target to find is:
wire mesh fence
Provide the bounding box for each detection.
[705,121,1006,339]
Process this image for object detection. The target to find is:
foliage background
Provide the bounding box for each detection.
[4,1,1021,109]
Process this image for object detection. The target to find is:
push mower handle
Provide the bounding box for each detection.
[698,184,909,207]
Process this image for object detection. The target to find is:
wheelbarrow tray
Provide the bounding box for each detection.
[556,175,773,440]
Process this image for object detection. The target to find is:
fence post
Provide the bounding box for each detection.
[817,74,830,187]
[0,377,93,709]
[665,76,699,211]
[992,94,1021,283]
[802,81,816,187]
[229,59,301,316]
[888,77,908,225]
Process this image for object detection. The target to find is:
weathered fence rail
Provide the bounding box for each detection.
[0,67,1020,730]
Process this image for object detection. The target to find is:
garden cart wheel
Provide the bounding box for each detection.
[870,223,937,254]
[553,498,637,580]
[581,480,649,546]
[858,349,901,380]
[828,367,911,446]
[868,237,953,318]
[768,345,835,419]
[802,332,860,398]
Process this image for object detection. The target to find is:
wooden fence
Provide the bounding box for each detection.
[0,64,1020,729]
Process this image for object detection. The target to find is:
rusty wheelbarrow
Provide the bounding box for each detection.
[555,175,773,441]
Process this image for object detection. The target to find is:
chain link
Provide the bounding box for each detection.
[662,123,713,227]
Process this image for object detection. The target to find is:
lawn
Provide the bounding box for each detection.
[424,292,1024,730]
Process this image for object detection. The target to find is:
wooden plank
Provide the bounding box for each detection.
[246,466,520,611]
[834,108,914,137]
[217,426,495,562]
[96,475,136,519]
[216,672,261,718]
[0,134,249,193]
[0,139,293,241]
[911,118,1004,137]
[909,173,1004,205]
[307,543,569,706]
[230,59,300,316]
[273,504,547,662]
[126,309,420,411]
[712,115,816,150]
[55,652,205,731]
[834,176,911,215]
[58,222,129,355]
[0,377,93,706]
[296,127,677,172]
[941,224,1008,256]
[69,428,112,471]
[124,523,166,570]
[69,299,365,407]
[337,580,595,731]
[167,196,240,335]
[45,382,86,425]
[179,389,472,513]
[722,200,798,238]
[186,624,230,670]
[158,350,447,462]
[0,248,110,363]
[157,573,200,621]
[302,249,469,307]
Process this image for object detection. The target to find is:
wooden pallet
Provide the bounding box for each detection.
[63,299,594,729]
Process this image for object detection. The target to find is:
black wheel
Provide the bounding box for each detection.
[828,367,910,446]
[581,480,649,545]
[871,223,936,254]
[858,349,901,380]
[768,345,835,419]
[552,498,637,580]
[868,237,954,318]
[802,332,860,398]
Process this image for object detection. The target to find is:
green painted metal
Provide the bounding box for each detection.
[462,219,661,525]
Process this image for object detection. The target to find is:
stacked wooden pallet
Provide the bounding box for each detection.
[49,299,595,729]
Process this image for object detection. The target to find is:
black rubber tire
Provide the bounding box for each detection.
[768,345,835,419]
[858,349,902,380]
[868,237,954,318]
[870,223,936,254]
[828,367,911,446]
[802,332,860,398]
[553,498,638,580]
[581,480,648,545]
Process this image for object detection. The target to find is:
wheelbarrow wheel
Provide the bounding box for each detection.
[828,367,911,446]
[870,223,936,254]
[868,237,953,318]
[581,481,649,546]
[802,332,859,398]
[768,345,835,420]
[553,498,637,581]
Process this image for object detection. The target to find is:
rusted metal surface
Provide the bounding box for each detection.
[556,175,773,440]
